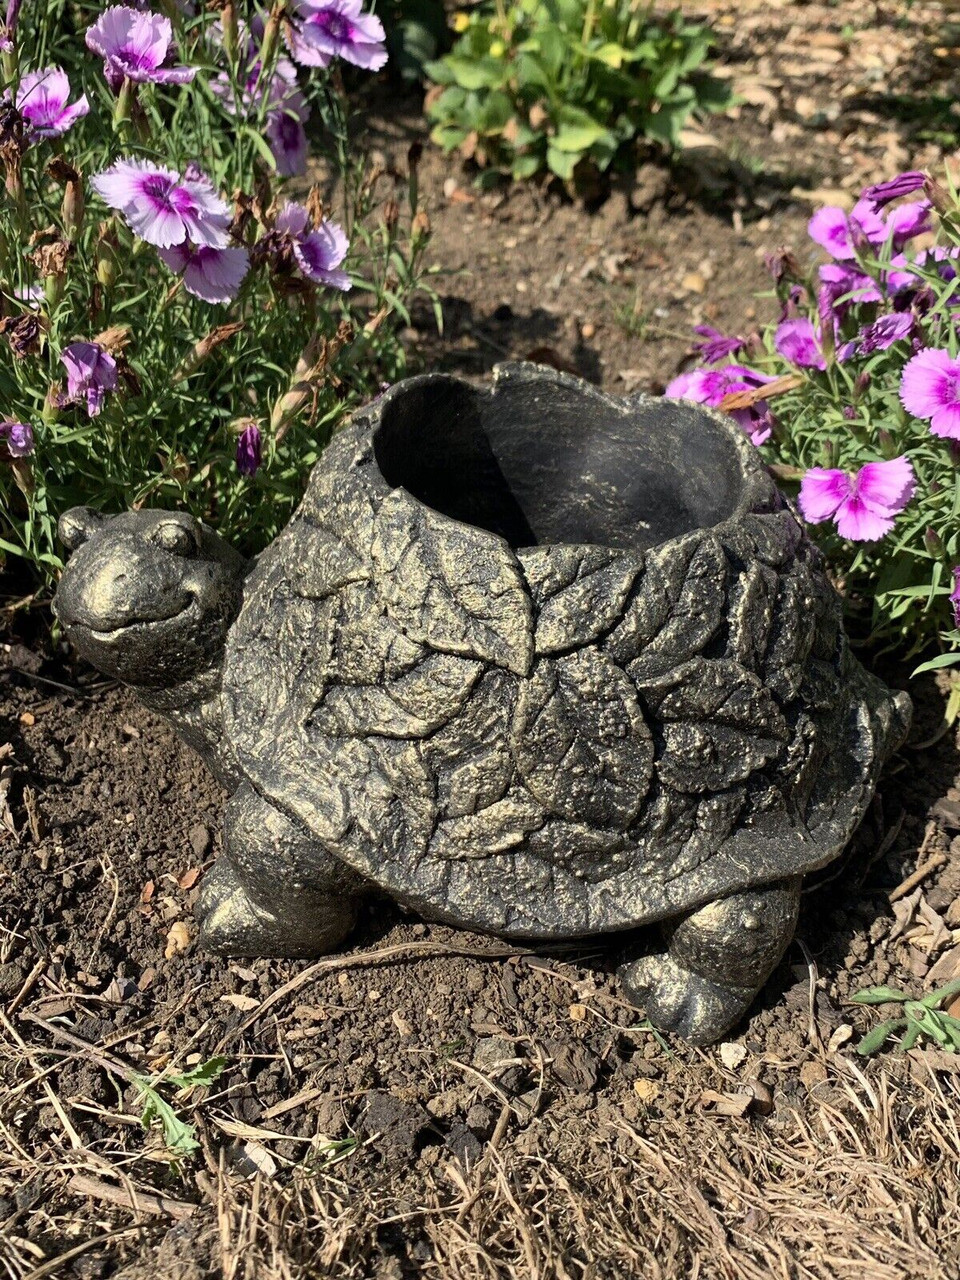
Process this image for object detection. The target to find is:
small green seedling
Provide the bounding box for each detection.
[851,978,960,1056]
[131,1056,228,1158]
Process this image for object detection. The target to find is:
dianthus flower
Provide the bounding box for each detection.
[86,6,195,90]
[798,457,915,541]
[285,0,387,70]
[91,158,231,249]
[900,348,960,439]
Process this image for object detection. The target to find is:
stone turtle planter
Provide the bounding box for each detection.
[53,363,910,1043]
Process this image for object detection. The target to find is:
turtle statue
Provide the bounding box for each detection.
[53,363,910,1044]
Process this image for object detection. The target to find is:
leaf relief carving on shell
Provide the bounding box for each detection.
[605,535,726,681]
[513,649,653,829]
[372,489,534,676]
[640,657,788,793]
[519,545,642,655]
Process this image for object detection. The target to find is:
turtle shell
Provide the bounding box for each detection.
[221,363,909,939]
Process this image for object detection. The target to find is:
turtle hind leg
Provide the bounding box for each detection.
[198,783,364,959]
[618,878,801,1045]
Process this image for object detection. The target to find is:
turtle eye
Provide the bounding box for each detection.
[151,519,199,557]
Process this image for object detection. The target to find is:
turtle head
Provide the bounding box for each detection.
[53,507,247,687]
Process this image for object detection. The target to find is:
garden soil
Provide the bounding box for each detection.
[4,1,960,1277]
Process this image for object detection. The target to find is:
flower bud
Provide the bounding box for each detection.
[383,197,400,232]
[854,369,871,396]
[62,171,83,239]
[260,1,283,70]
[924,527,945,557]
[221,0,239,64]
[819,439,836,467]
[877,428,896,457]
[96,220,119,289]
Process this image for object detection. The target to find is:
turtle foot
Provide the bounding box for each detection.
[619,954,755,1045]
[197,857,356,959]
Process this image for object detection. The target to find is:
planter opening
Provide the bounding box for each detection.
[372,374,746,551]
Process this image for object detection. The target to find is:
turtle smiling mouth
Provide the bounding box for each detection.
[69,594,197,642]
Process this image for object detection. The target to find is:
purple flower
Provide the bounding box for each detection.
[266,101,309,177]
[884,200,933,250]
[211,33,309,178]
[158,243,249,303]
[236,423,262,475]
[818,262,883,315]
[61,342,118,416]
[0,419,33,456]
[275,202,351,289]
[286,0,388,70]
[692,325,745,364]
[798,457,915,541]
[664,364,775,446]
[13,66,89,138]
[808,199,886,260]
[86,6,196,91]
[775,317,826,370]
[861,171,927,207]
[900,347,960,439]
[91,158,231,249]
[857,312,913,355]
[951,567,960,630]
[0,0,20,51]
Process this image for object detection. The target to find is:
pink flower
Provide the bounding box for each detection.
[951,567,960,629]
[286,0,388,70]
[808,199,886,260]
[61,342,118,416]
[884,200,932,249]
[86,5,195,91]
[861,171,927,206]
[13,66,88,138]
[157,243,249,303]
[798,457,915,541]
[775,317,826,370]
[664,364,775,446]
[900,348,960,439]
[91,158,231,249]
[275,202,351,289]
[236,423,262,475]
[0,419,33,456]
[818,262,883,315]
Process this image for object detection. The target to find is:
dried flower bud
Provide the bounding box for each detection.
[0,312,42,358]
[306,185,325,229]
[383,198,400,232]
[923,174,953,216]
[92,324,131,354]
[411,209,431,245]
[29,238,71,279]
[173,321,244,382]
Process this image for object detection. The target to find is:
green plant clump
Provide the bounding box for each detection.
[424,0,731,186]
[0,0,436,591]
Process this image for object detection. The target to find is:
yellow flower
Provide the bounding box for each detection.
[452,11,469,32]
[489,38,505,57]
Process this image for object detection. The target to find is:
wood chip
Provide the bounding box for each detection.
[68,1173,195,1220]
[164,920,192,959]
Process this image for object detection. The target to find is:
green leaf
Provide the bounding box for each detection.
[849,985,911,1005]
[552,105,609,152]
[168,1056,228,1089]
[856,1018,907,1056]
[546,143,578,179]
[135,1080,200,1156]
[919,976,960,1009]
[512,153,542,180]
[912,651,960,676]
[436,54,508,91]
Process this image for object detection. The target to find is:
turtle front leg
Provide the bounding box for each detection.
[198,784,364,958]
[618,878,801,1045]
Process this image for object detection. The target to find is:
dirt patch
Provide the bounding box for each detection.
[1,643,959,1279]
[5,0,960,1275]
